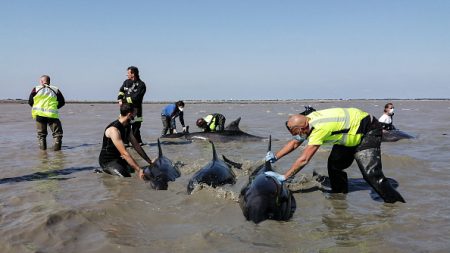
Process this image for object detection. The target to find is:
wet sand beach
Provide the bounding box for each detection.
[1,100,449,252]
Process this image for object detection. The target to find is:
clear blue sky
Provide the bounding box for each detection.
[1,0,449,101]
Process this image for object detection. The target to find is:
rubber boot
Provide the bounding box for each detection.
[53,137,62,151]
[354,148,405,203]
[328,168,348,193]
[39,138,47,150]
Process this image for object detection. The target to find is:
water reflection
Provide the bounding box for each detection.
[0,152,94,185]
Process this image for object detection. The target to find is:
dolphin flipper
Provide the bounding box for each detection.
[222,155,242,170]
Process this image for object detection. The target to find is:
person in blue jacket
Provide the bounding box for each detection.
[161,101,186,135]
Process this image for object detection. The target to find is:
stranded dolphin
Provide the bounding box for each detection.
[187,140,237,194]
[143,139,181,190]
[239,136,296,223]
[382,129,414,142]
[161,117,268,142]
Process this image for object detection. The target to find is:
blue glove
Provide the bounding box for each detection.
[265,151,277,163]
[264,171,286,182]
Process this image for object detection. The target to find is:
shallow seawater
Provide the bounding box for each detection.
[0,100,449,253]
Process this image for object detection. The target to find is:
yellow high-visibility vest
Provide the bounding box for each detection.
[203,114,217,131]
[31,85,60,119]
[307,108,369,147]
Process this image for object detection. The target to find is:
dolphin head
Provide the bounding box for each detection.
[240,135,296,223]
[143,165,169,190]
[241,174,279,223]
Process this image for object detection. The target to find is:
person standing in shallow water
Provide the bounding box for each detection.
[378,102,396,130]
[264,107,405,204]
[28,75,65,151]
[161,101,186,135]
[98,102,153,179]
[117,66,147,145]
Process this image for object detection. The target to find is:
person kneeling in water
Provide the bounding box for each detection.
[98,102,153,179]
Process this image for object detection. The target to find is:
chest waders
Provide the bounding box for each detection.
[327,117,405,203]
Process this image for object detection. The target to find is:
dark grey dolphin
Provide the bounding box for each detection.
[161,117,268,142]
[187,140,236,194]
[382,129,414,142]
[239,136,296,223]
[143,139,181,190]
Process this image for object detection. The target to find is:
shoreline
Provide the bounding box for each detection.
[2,98,449,105]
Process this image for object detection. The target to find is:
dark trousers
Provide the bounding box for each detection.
[214,114,226,131]
[161,115,176,135]
[124,121,142,144]
[327,126,405,203]
[36,117,63,140]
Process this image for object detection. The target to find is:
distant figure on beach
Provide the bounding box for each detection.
[99,102,153,179]
[196,113,226,132]
[117,66,146,145]
[264,107,405,203]
[161,101,186,135]
[28,75,65,151]
[378,103,396,130]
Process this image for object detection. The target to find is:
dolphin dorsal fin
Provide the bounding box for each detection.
[224,117,241,131]
[210,140,218,161]
[265,135,272,169]
[157,138,163,158]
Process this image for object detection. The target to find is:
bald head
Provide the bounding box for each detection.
[40,75,50,85]
[285,114,310,136]
[287,114,308,128]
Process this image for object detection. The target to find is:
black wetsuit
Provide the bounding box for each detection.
[98,120,132,177]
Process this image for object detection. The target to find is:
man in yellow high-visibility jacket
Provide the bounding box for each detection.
[265,107,405,204]
[28,75,65,151]
[196,113,226,132]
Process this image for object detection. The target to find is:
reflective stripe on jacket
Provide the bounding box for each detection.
[31,85,60,119]
[307,108,369,147]
[203,114,217,131]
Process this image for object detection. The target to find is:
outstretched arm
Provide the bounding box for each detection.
[275,139,303,160]
[130,133,153,165]
[283,144,320,179]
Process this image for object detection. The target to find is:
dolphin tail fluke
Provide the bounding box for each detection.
[224,117,241,131]
[157,138,163,158]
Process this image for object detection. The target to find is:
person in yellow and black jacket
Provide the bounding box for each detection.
[28,75,65,151]
[196,113,226,132]
[264,107,405,204]
[117,66,146,144]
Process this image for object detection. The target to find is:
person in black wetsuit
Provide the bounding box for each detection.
[117,66,147,144]
[99,102,153,179]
